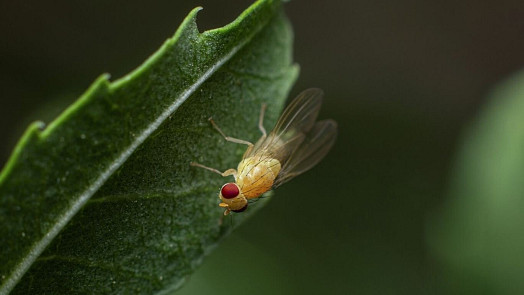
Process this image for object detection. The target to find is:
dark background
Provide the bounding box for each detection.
[1,0,524,294]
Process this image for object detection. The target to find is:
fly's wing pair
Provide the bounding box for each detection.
[245,88,338,187]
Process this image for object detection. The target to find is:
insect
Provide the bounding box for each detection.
[191,88,337,215]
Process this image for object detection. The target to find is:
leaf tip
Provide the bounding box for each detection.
[178,6,203,34]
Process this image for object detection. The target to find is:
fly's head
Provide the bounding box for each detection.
[218,183,248,215]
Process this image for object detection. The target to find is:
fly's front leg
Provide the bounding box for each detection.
[190,162,237,178]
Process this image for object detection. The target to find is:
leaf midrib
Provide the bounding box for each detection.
[0,15,265,295]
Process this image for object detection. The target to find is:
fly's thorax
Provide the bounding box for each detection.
[236,156,281,199]
[219,183,247,212]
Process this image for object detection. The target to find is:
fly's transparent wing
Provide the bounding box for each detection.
[271,88,323,139]
[240,89,336,188]
[246,88,324,163]
[273,119,337,187]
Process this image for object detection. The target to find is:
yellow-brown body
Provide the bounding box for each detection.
[237,156,281,199]
[218,156,281,213]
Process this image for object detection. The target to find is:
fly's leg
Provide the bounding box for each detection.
[208,117,254,155]
[191,162,235,216]
[208,102,266,157]
[190,162,237,178]
[258,103,267,138]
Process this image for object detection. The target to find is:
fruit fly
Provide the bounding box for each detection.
[191,88,337,215]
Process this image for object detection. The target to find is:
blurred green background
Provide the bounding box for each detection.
[2,0,524,294]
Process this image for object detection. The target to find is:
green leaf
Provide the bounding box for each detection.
[428,70,524,294]
[0,0,298,293]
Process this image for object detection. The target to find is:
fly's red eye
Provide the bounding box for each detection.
[221,183,239,199]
